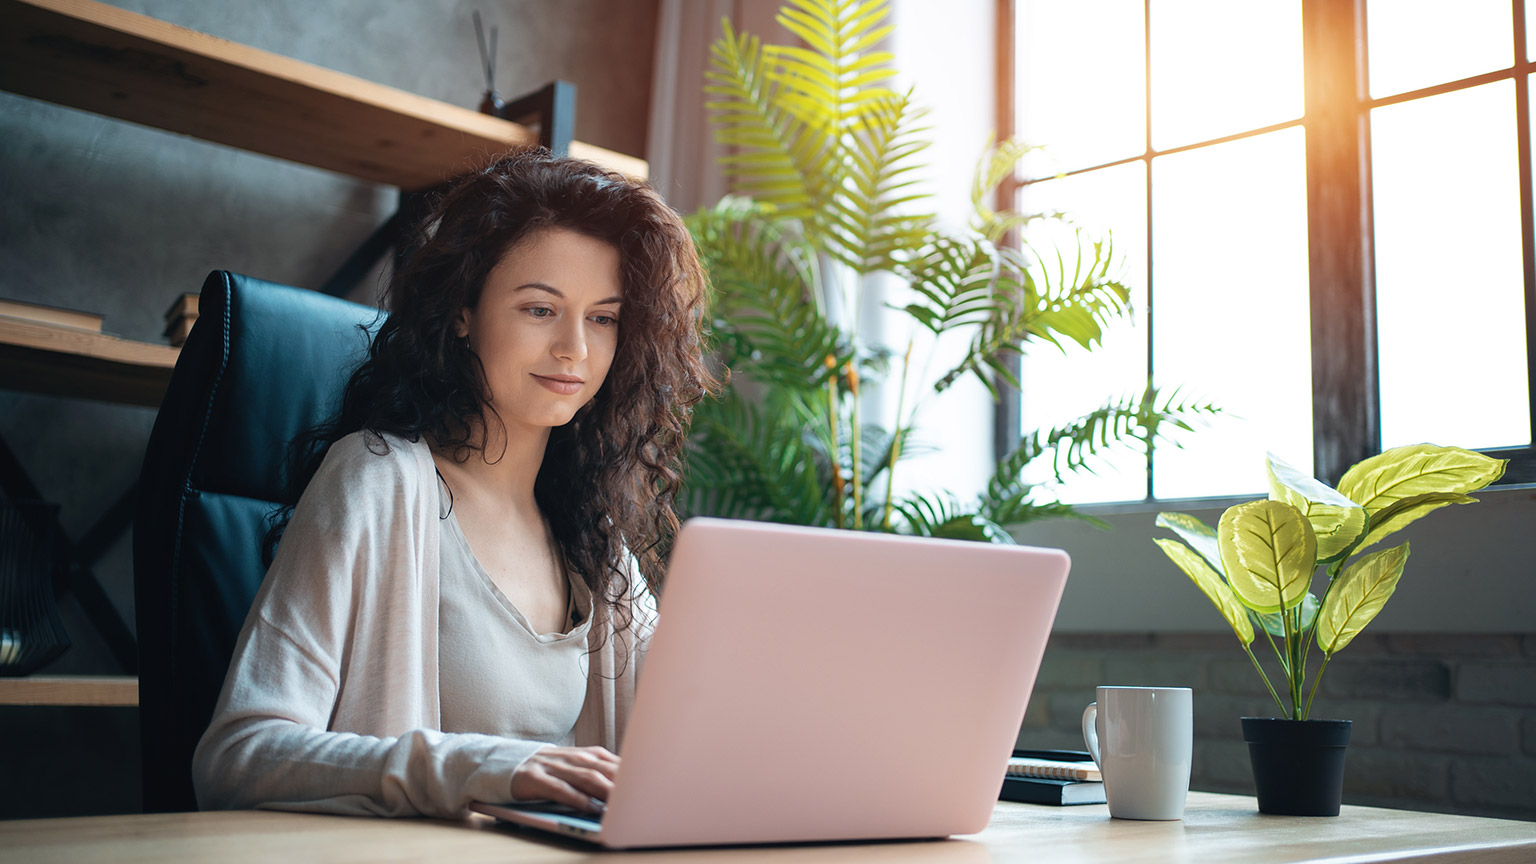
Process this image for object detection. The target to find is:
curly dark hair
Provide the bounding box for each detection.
[271,148,717,628]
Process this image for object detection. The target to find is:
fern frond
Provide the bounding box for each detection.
[683,389,831,525]
[768,0,898,134]
[990,384,1222,494]
[706,19,817,223]
[891,493,1016,543]
[931,229,1130,395]
[686,200,851,390]
[896,234,1010,338]
[969,134,1054,241]
[832,87,937,272]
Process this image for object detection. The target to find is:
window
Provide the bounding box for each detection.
[1005,0,1536,502]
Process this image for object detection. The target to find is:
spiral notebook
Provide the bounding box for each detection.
[1006,755,1101,782]
[999,749,1106,806]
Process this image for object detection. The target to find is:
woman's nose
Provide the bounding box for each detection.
[552,319,589,362]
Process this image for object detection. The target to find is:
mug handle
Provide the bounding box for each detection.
[1081,702,1102,771]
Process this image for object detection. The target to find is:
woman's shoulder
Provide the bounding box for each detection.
[312,430,432,495]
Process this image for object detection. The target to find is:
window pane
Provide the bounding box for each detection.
[1150,0,1304,150]
[1367,0,1512,98]
[1017,162,1149,503]
[1373,81,1531,450]
[1151,129,1312,499]
[1017,0,1145,176]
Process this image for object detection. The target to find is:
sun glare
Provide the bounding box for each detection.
[1017,0,1529,502]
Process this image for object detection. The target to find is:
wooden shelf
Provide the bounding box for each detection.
[0,675,138,706]
[0,316,178,407]
[0,0,647,189]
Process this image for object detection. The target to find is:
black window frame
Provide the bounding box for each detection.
[997,0,1536,494]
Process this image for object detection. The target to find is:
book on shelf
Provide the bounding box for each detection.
[999,748,1105,806]
[162,293,199,346]
[0,297,104,332]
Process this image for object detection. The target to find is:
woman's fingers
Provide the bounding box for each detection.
[546,763,615,802]
[509,746,621,812]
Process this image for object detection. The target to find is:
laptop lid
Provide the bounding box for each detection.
[479,517,1069,848]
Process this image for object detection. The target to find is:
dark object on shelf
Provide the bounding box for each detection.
[0,498,70,675]
[135,272,381,813]
[162,293,199,347]
[1000,774,1106,806]
[494,80,576,157]
[1013,748,1093,762]
[1242,717,1352,816]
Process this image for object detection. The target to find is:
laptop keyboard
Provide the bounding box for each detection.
[515,802,604,826]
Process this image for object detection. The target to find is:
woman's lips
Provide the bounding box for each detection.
[532,373,583,395]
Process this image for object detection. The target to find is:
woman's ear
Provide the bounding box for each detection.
[453,307,472,339]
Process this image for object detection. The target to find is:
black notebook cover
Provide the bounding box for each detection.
[999,774,1107,805]
[999,748,1105,806]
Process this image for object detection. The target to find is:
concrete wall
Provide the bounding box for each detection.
[0,0,657,819]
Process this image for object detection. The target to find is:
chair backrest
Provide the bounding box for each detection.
[133,271,379,812]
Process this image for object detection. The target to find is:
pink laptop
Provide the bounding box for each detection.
[471,517,1070,848]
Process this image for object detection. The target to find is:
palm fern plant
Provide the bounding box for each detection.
[683,0,1217,539]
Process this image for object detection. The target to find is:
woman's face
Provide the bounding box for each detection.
[456,227,623,433]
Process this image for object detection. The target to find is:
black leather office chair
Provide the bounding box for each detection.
[133,271,379,812]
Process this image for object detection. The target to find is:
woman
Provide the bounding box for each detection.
[193,150,715,818]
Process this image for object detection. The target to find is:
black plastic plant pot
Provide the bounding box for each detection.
[1241,717,1352,816]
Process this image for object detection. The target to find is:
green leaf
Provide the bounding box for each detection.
[682,388,831,526]
[894,493,1012,543]
[1217,500,1317,614]
[1155,512,1223,575]
[928,230,1132,394]
[1352,492,1475,556]
[1266,453,1366,561]
[992,385,1218,490]
[1317,543,1410,653]
[1337,444,1507,517]
[927,514,1017,544]
[1252,592,1320,638]
[685,201,851,388]
[706,22,813,218]
[1154,539,1254,645]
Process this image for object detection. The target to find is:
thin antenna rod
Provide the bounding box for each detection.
[473,10,497,94]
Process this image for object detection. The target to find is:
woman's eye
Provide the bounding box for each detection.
[591,314,618,327]
[526,306,555,319]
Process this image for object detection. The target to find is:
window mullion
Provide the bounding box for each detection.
[1301,0,1377,486]
[993,0,1022,464]
[1143,0,1155,501]
[1515,0,1536,484]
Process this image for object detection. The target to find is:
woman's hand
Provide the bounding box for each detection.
[509,746,620,812]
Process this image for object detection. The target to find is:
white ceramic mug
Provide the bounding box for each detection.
[1081,686,1193,820]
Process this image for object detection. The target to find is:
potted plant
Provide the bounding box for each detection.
[683,0,1217,535]
[1153,444,1506,815]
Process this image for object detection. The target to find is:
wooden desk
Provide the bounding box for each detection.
[2,793,1532,863]
[0,675,137,706]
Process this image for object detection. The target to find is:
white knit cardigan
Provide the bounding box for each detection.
[192,431,651,817]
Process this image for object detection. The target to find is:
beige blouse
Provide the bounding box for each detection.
[436,502,593,742]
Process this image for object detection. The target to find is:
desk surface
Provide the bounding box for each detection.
[2,792,1533,863]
